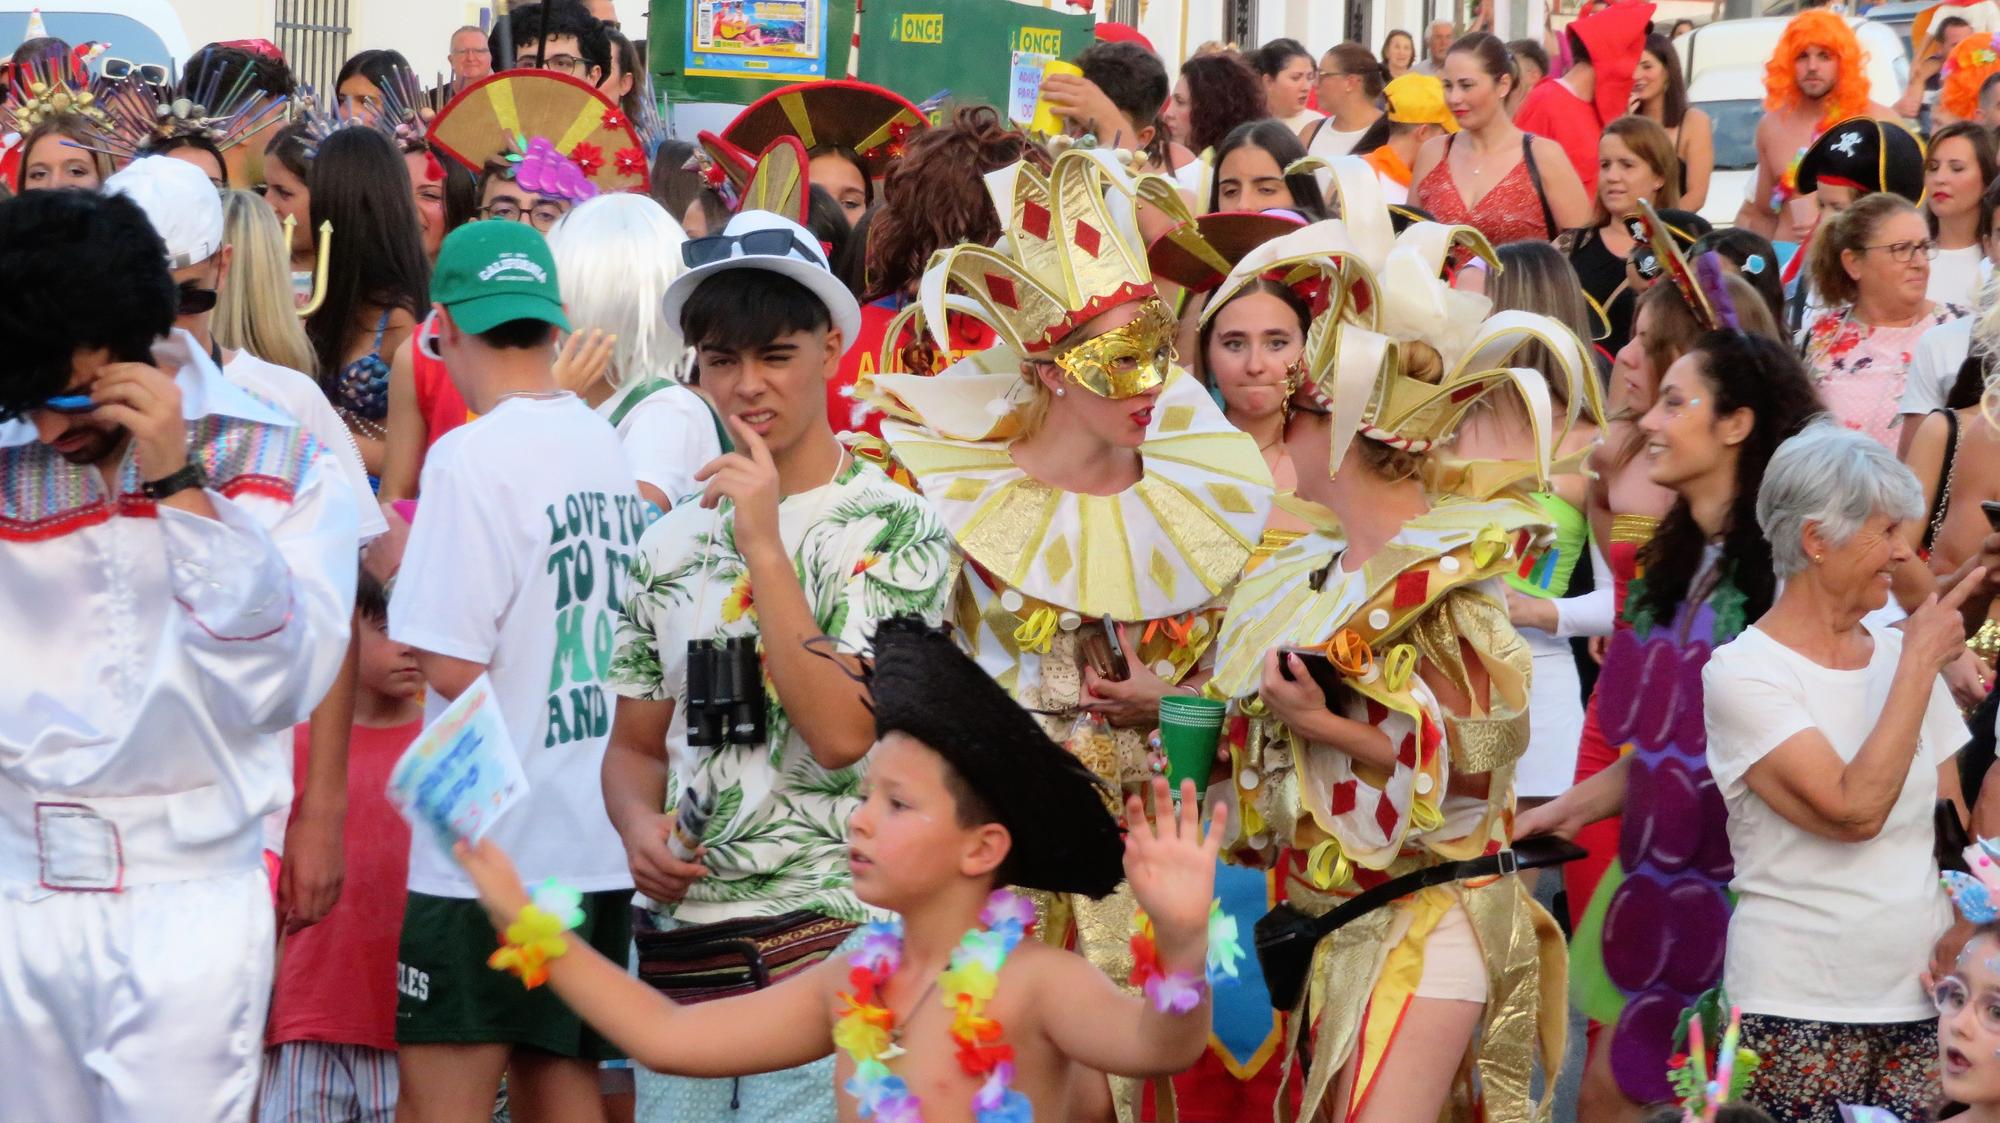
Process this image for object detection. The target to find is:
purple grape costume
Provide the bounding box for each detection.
[1570,572,1746,1103]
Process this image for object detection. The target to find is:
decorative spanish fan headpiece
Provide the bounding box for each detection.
[84,60,287,160]
[1204,156,1602,489]
[689,130,813,226]
[720,78,928,178]
[427,70,647,201]
[1144,210,1310,294]
[917,147,1195,367]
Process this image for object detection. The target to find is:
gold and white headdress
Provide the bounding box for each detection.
[915,146,1194,378]
[1204,156,1602,491]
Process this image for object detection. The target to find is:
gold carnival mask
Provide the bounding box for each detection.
[1052,298,1177,399]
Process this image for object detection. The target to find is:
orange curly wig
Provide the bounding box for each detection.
[1940,33,2000,121]
[1763,9,1869,125]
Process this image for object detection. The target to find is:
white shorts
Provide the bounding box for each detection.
[258,1041,397,1123]
[0,869,273,1123]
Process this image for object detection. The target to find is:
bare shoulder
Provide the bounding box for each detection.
[1868,101,1904,122]
[1686,106,1713,134]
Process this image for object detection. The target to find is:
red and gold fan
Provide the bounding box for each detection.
[427,70,647,200]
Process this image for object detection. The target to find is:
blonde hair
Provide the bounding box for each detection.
[1807,192,1920,308]
[213,189,316,374]
[1356,340,1442,480]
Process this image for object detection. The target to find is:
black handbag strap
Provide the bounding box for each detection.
[1301,840,1581,941]
[1520,134,1558,240]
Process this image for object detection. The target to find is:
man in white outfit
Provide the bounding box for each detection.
[0,188,358,1121]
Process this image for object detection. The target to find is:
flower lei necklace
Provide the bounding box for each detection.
[836,890,1037,1123]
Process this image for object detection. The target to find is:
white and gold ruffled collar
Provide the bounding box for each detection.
[874,361,1274,620]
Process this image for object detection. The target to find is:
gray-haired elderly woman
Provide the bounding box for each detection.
[1704,423,1980,1122]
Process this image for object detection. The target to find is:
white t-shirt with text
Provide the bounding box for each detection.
[389,393,642,897]
[1704,623,1967,1022]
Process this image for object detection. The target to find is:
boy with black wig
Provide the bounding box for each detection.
[459,615,1227,1121]
[0,187,358,1121]
[598,208,954,1121]
[491,0,613,88]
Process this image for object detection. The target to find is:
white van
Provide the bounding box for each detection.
[1676,15,1909,227]
[0,0,189,70]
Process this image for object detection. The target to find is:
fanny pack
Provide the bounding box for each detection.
[632,908,857,1004]
[1253,835,1586,1012]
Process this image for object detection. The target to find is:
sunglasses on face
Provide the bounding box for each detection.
[178,282,218,315]
[98,56,170,84]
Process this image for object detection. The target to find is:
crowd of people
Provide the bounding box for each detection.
[12,1,2000,1122]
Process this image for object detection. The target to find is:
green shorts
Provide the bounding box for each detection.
[395,889,632,1060]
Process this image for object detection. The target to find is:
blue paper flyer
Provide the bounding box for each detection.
[386,674,528,848]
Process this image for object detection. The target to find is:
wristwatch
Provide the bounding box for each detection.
[140,461,207,501]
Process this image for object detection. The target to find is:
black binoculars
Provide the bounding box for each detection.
[685,636,768,749]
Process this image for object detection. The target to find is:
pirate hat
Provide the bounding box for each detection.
[1795,117,1925,202]
[720,79,927,179]
[428,70,647,199]
[1146,210,1308,292]
[863,615,1125,899]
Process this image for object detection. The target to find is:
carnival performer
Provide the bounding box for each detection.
[0,188,358,1122]
[1204,170,1598,1122]
[865,146,1276,1122]
[1517,292,1823,1118]
[455,614,1234,1123]
[717,78,927,227]
[1143,202,1326,1118]
[1737,10,1898,244]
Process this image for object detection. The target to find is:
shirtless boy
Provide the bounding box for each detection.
[454,615,1231,1121]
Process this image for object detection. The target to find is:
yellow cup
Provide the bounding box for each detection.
[1029,59,1083,136]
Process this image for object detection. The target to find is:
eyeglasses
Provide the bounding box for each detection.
[683,229,822,269]
[1861,239,1940,262]
[527,54,589,77]
[479,200,568,230]
[98,56,170,84]
[450,46,492,58]
[177,282,218,315]
[1935,976,2000,1034]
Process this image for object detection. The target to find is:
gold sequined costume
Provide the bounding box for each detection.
[1204,159,1602,1122]
[865,147,1277,1122]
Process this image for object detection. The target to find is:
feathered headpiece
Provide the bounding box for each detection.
[1629,200,1743,333]
[858,615,1125,898]
[1203,156,1602,489]
[428,70,648,201]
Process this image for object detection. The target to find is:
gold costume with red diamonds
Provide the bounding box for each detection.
[1206,159,1600,1122]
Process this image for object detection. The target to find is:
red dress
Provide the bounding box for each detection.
[1414,136,1555,248]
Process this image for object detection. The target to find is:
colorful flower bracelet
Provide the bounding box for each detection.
[1129,900,1244,1014]
[487,879,585,989]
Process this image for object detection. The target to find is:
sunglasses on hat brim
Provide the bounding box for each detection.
[682,228,822,269]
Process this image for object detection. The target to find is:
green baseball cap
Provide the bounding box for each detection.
[431,221,571,334]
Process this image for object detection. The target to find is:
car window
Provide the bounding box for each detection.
[1695,99,1762,171]
[0,14,171,68]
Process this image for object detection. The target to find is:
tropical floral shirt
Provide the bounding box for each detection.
[1801,303,1966,451]
[608,458,953,924]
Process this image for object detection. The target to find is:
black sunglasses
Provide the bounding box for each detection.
[682,228,819,269]
[178,283,218,315]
